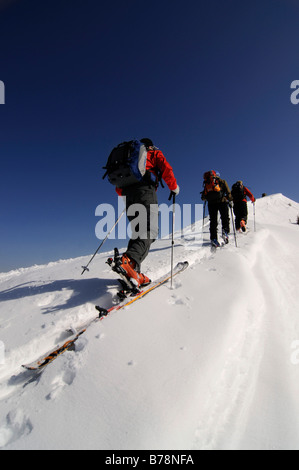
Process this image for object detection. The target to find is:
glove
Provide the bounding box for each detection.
[168,185,180,200]
[172,185,180,196]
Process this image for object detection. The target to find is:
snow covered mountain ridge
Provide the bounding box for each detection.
[0,193,299,450]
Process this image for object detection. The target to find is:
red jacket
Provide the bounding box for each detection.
[116,148,177,196]
[243,187,255,203]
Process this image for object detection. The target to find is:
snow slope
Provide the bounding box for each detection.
[0,193,299,450]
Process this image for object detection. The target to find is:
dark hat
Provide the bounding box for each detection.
[140,138,153,148]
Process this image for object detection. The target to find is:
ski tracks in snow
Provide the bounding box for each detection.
[192,229,270,449]
[192,224,299,450]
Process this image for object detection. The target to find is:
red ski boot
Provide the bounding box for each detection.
[119,254,151,288]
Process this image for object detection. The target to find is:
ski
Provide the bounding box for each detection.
[22,261,189,371]
[71,261,189,333]
[22,330,86,371]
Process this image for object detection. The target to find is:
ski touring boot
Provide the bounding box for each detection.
[211,239,221,252]
[107,248,151,297]
[222,230,229,244]
[211,239,220,248]
[240,220,247,232]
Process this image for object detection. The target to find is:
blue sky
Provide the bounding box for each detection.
[1,0,299,272]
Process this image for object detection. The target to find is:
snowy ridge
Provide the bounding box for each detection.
[0,193,299,449]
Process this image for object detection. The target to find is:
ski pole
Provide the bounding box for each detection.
[202,200,206,239]
[81,208,126,275]
[229,203,238,247]
[169,192,176,288]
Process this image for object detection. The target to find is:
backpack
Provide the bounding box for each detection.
[203,171,223,202]
[231,182,245,201]
[103,140,148,188]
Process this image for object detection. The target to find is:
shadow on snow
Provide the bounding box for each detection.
[0,277,119,313]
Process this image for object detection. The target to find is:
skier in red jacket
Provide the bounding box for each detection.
[114,138,179,288]
[231,181,255,232]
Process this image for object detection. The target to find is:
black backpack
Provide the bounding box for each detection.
[103,140,148,188]
[231,182,245,201]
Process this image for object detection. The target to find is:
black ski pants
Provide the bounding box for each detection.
[208,201,230,241]
[123,185,159,271]
[233,200,248,230]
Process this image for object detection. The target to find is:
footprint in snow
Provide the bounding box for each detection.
[45,366,77,401]
[168,294,191,307]
[45,337,87,401]
[0,409,33,449]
